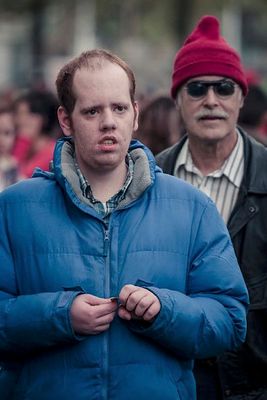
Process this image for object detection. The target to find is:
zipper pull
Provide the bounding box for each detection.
[103,229,109,256]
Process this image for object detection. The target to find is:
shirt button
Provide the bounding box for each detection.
[248,206,256,213]
[224,389,232,396]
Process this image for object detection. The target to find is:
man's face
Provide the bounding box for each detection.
[176,75,244,143]
[58,62,138,176]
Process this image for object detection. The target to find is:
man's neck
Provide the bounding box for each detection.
[83,163,128,203]
[188,132,238,175]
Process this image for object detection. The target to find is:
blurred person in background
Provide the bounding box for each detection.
[12,89,60,178]
[0,48,248,400]
[238,83,267,145]
[157,15,267,400]
[134,95,184,155]
[0,106,19,191]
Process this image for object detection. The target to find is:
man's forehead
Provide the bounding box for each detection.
[73,62,128,85]
[72,63,131,104]
[74,62,107,80]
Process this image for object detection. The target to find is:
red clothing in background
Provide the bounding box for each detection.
[13,136,55,178]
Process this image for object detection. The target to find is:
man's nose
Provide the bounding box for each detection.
[100,109,116,131]
[203,86,219,107]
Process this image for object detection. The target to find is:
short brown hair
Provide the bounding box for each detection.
[55,49,136,114]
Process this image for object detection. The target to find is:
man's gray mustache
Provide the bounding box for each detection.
[195,110,229,120]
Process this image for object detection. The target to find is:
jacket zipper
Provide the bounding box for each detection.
[102,223,110,400]
[103,226,109,257]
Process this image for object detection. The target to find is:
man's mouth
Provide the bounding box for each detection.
[199,115,225,121]
[102,139,115,145]
[99,136,117,145]
[97,136,118,151]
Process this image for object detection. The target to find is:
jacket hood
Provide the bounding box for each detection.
[33,137,162,212]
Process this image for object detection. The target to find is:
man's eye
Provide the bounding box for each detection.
[115,105,127,113]
[82,108,98,116]
[88,109,97,116]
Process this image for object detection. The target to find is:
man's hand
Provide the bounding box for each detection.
[70,294,118,335]
[118,284,161,322]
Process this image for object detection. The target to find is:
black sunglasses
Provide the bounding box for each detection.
[185,79,237,99]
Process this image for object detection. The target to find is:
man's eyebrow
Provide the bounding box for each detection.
[112,101,131,107]
[80,105,100,113]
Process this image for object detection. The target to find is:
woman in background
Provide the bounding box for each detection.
[12,90,60,178]
[135,95,184,155]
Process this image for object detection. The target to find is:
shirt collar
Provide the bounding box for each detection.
[74,153,134,203]
[175,130,244,188]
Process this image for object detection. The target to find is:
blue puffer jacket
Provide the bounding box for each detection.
[0,138,248,400]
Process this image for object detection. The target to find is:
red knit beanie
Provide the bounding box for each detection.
[171,15,248,99]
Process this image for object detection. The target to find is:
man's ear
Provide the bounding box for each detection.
[133,101,139,132]
[57,106,72,137]
[175,93,181,110]
[239,94,245,110]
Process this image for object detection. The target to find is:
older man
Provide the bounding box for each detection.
[157,15,267,400]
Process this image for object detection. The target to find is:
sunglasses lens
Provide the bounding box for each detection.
[186,80,236,98]
[186,82,207,98]
[216,81,235,96]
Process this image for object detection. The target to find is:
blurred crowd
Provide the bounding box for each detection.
[0,88,61,192]
[1,70,267,192]
[238,77,267,146]
[134,93,185,155]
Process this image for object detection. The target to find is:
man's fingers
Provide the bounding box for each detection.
[70,294,118,335]
[94,303,118,318]
[119,285,149,312]
[118,306,132,321]
[96,311,116,325]
[119,285,161,322]
[134,295,154,317]
[85,323,111,335]
[74,294,118,317]
[142,302,161,321]
[125,292,147,312]
[119,284,140,306]
[82,293,117,305]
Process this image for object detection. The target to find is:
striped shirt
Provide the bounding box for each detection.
[174,131,244,223]
[75,153,134,222]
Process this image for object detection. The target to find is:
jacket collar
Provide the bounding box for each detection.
[239,127,267,194]
[34,137,160,213]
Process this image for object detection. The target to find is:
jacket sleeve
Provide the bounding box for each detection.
[0,206,83,355]
[128,199,249,359]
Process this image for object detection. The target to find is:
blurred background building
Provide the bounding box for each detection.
[0,0,266,99]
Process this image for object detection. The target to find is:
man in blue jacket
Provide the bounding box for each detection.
[0,49,248,400]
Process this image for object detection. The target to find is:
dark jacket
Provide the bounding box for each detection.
[156,128,267,398]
